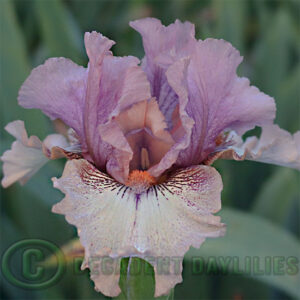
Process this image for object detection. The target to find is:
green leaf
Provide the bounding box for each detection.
[117,257,174,300]
[252,9,295,97]
[186,208,300,298]
[34,0,84,64]
[0,0,48,138]
[252,168,299,224]
[212,0,247,53]
[277,64,300,131]
[0,214,33,299]
[22,159,65,207]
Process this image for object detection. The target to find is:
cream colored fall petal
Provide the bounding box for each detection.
[52,159,225,297]
[1,120,69,187]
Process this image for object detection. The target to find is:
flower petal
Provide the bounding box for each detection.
[130,18,195,63]
[42,134,70,159]
[130,18,196,127]
[241,125,299,169]
[102,98,175,177]
[52,159,224,297]
[150,57,195,177]
[130,20,195,177]
[1,121,69,187]
[18,58,87,142]
[83,32,151,182]
[250,125,300,169]
[206,125,300,170]
[18,31,152,182]
[166,39,276,166]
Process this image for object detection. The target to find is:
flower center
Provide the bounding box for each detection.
[126,169,156,193]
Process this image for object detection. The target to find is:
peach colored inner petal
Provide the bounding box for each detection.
[114,99,175,172]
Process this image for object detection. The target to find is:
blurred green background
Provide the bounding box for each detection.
[0,0,299,299]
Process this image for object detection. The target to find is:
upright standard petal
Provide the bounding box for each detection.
[52,159,224,297]
[130,18,196,127]
[1,121,69,187]
[18,58,87,142]
[131,18,197,177]
[166,39,276,167]
[18,31,152,183]
[148,58,194,178]
[83,32,151,182]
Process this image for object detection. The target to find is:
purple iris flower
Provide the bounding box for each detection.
[1,18,299,297]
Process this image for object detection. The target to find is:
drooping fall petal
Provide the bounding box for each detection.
[1,121,69,187]
[52,159,225,297]
[215,125,300,169]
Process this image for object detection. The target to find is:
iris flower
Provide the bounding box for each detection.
[1,18,299,297]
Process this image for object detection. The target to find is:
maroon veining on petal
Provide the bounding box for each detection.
[52,158,224,297]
